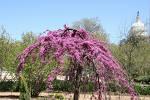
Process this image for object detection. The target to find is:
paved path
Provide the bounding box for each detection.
[0,92,150,100]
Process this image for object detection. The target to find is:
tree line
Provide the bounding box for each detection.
[0,18,150,96]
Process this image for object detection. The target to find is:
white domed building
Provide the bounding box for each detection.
[120,12,149,45]
[129,11,146,37]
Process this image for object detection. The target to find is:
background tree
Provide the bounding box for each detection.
[72,18,108,42]
[0,27,18,80]
[17,32,60,97]
[111,30,150,80]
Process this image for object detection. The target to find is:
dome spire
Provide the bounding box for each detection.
[137,11,139,16]
[136,11,140,22]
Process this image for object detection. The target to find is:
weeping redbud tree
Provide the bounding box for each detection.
[17,26,137,100]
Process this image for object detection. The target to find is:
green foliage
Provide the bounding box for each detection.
[53,80,73,92]
[0,27,18,73]
[134,75,150,84]
[0,30,48,97]
[22,58,58,97]
[111,35,150,79]
[53,80,94,92]
[22,32,36,46]
[0,80,94,93]
[134,84,150,95]
[17,32,54,97]
[1,80,150,96]
[80,82,94,92]
[0,81,18,91]
[19,75,31,100]
[54,93,65,100]
[107,83,119,92]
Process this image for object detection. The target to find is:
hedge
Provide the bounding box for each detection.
[0,80,149,95]
[0,81,18,92]
[134,83,150,95]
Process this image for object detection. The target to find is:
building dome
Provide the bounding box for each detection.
[129,11,145,36]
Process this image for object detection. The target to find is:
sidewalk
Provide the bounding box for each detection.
[0,92,150,100]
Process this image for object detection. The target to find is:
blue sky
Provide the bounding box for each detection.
[0,0,149,43]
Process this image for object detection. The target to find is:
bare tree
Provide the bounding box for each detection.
[72,18,108,42]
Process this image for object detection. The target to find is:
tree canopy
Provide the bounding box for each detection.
[17,26,137,100]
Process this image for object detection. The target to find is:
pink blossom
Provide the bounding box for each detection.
[17,26,137,99]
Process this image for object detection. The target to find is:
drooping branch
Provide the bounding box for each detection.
[17,26,137,100]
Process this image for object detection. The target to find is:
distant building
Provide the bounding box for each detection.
[56,75,66,81]
[0,69,15,81]
[120,11,149,45]
[129,11,146,37]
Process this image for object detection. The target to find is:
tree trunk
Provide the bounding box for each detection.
[74,88,80,100]
[73,65,82,100]
[98,75,102,100]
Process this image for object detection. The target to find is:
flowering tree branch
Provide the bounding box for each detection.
[17,26,137,100]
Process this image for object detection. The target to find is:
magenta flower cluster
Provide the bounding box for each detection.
[17,26,137,100]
